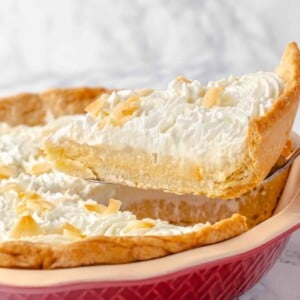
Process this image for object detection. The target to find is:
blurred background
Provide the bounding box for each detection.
[0,0,299,132]
[0,1,299,299]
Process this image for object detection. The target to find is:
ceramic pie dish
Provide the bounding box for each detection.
[0,135,298,300]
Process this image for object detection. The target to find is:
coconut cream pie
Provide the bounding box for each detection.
[0,45,296,268]
[45,43,300,198]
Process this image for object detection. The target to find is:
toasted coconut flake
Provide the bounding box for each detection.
[85,203,107,214]
[105,198,122,214]
[122,220,155,233]
[62,223,85,240]
[26,197,55,214]
[176,76,192,83]
[0,183,23,193]
[111,96,140,127]
[85,95,108,118]
[85,198,121,215]
[136,88,154,97]
[0,165,17,179]
[16,192,55,215]
[26,161,52,175]
[202,87,224,108]
[10,215,45,238]
[87,94,140,128]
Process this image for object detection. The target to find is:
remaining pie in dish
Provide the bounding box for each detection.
[0,178,247,268]
[44,43,300,199]
[0,119,248,269]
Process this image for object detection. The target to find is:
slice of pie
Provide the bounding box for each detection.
[44,43,300,198]
[0,180,247,268]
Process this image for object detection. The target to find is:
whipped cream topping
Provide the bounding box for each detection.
[3,171,115,201]
[0,124,41,171]
[0,181,209,243]
[207,72,284,116]
[52,72,284,181]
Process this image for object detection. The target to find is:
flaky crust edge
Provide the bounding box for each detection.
[239,42,300,197]
[0,86,110,126]
[0,214,247,269]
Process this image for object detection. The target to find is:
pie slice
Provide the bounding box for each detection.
[0,182,247,269]
[44,43,300,198]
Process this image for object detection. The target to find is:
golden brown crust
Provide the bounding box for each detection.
[44,43,300,198]
[0,214,247,269]
[0,87,110,126]
[237,42,300,197]
[281,138,293,157]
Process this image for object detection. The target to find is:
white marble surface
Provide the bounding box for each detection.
[0,0,299,298]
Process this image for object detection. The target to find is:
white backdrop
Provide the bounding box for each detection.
[0,1,299,299]
[0,0,299,130]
